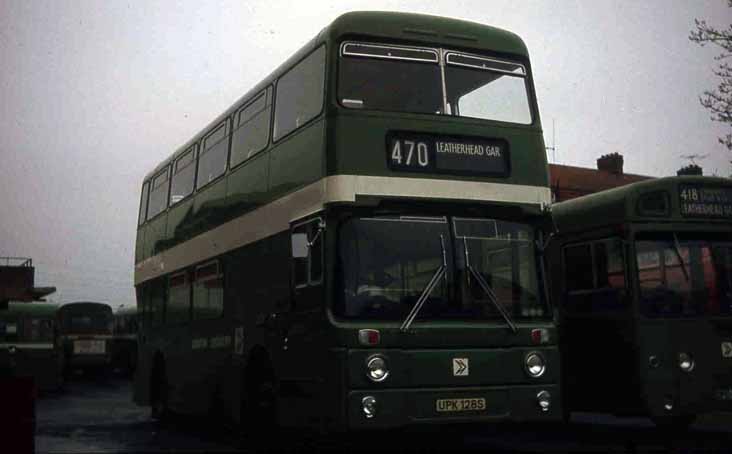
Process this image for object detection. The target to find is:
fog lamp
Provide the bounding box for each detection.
[362,395,377,419]
[678,352,694,372]
[525,352,546,378]
[537,390,551,412]
[664,395,674,412]
[366,355,389,382]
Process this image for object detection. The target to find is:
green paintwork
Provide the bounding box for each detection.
[135,11,547,264]
[549,175,732,423]
[552,175,732,235]
[134,12,559,431]
[0,303,59,320]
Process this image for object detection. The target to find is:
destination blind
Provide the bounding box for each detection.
[386,132,509,176]
[679,184,732,218]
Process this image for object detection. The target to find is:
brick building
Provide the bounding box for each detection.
[548,153,653,203]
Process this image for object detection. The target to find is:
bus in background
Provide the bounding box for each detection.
[112,305,139,376]
[547,176,732,427]
[134,11,559,433]
[0,303,63,392]
[57,302,114,376]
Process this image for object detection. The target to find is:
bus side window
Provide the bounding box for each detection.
[564,244,594,292]
[563,238,626,313]
[150,279,167,327]
[231,88,271,168]
[193,261,224,320]
[273,45,326,142]
[168,271,192,324]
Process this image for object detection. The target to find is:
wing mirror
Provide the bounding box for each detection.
[291,233,309,258]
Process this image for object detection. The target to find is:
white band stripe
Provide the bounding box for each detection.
[135,174,551,285]
[0,343,54,350]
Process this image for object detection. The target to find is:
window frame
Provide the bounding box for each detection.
[196,119,231,191]
[192,260,225,320]
[337,41,536,126]
[146,166,171,221]
[272,44,327,144]
[291,217,324,289]
[230,87,272,170]
[170,145,198,206]
[138,180,150,226]
[166,270,192,325]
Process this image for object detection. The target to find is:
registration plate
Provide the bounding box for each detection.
[435,397,486,412]
[73,340,105,355]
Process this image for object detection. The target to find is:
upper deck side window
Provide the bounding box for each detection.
[273,45,326,142]
[197,121,230,189]
[231,88,272,168]
[147,167,170,221]
[171,145,197,205]
[138,181,150,226]
[338,41,533,125]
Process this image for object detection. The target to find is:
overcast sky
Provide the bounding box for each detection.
[0,0,730,306]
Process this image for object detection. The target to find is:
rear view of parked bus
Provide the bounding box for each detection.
[134,12,559,433]
[548,176,732,427]
[0,303,63,391]
[57,302,114,375]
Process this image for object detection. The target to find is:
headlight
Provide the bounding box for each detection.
[366,355,389,382]
[678,352,694,372]
[537,390,551,412]
[362,395,377,418]
[524,352,546,378]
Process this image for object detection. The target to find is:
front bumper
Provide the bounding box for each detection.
[347,384,561,429]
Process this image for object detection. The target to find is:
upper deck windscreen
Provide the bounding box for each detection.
[338,42,532,124]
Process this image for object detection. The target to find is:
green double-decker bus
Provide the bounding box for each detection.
[134,11,559,432]
[0,303,64,392]
[548,176,732,427]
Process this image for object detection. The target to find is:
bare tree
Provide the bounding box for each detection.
[689,0,732,153]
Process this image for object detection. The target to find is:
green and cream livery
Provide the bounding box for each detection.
[134,11,560,431]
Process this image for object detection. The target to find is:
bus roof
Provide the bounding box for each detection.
[551,175,732,234]
[143,11,530,182]
[59,301,113,312]
[0,302,59,319]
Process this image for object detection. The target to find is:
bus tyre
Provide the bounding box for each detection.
[244,361,277,441]
[151,363,169,421]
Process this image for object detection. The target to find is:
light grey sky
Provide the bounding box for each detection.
[0,0,730,306]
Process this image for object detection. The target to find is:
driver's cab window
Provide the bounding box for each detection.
[292,218,323,288]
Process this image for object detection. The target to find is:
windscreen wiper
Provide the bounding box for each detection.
[400,235,447,332]
[672,233,689,282]
[463,237,518,333]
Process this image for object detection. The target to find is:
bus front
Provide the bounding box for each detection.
[320,13,560,428]
[631,178,732,425]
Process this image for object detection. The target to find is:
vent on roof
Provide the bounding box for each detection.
[403,28,437,37]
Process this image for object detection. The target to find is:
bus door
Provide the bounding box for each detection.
[273,218,328,426]
[562,238,634,411]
